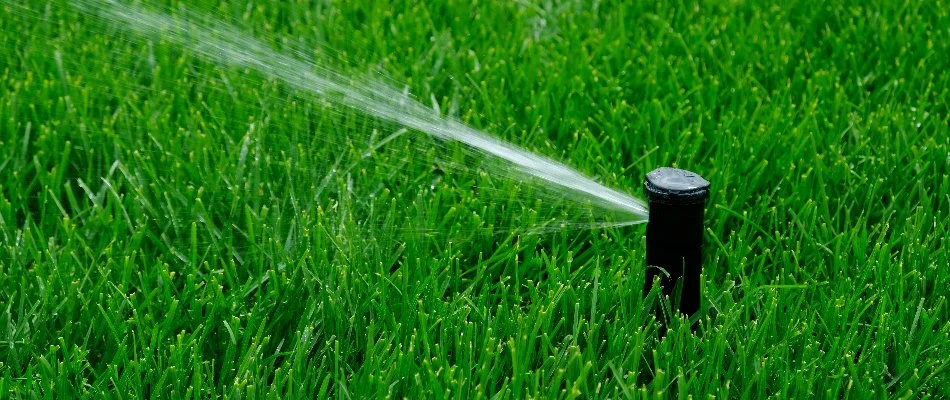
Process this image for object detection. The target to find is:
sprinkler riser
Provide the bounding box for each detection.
[643,168,710,318]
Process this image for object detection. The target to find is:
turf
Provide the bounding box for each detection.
[2,0,949,397]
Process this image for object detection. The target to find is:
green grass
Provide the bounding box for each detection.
[2,0,949,397]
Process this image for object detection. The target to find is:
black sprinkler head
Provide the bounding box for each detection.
[644,167,710,319]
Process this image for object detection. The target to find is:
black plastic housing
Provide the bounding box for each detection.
[644,167,710,317]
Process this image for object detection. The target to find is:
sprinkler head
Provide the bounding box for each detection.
[644,167,710,319]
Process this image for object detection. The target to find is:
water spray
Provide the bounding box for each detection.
[63,0,649,228]
[643,167,710,318]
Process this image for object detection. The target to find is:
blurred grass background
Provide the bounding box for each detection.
[1,0,948,397]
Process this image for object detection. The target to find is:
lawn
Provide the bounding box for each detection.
[2,0,949,397]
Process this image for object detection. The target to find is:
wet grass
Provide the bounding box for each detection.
[2,0,949,397]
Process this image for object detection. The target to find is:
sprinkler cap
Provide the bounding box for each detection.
[645,167,710,205]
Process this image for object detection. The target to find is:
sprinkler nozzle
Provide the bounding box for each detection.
[644,167,710,319]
